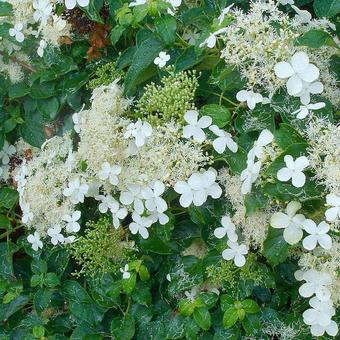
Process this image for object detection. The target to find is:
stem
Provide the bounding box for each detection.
[0,51,36,73]
[0,224,23,240]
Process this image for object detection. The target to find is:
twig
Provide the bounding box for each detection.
[0,51,36,73]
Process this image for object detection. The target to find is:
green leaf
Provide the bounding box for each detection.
[31,274,44,288]
[0,187,18,209]
[110,25,125,46]
[263,227,290,266]
[242,313,261,335]
[155,15,177,46]
[0,214,11,229]
[30,81,56,99]
[263,180,324,202]
[34,288,52,314]
[241,299,260,314]
[131,283,152,305]
[295,29,338,49]
[175,47,204,72]
[124,36,163,95]
[110,314,135,340]
[0,242,15,278]
[0,295,30,321]
[19,111,46,147]
[44,272,60,288]
[220,295,235,312]
[8,83,30,99]
[81,0,104,23]
[138,265,150,281]
[273,124,306,150]
[313,0,340,17]
[244,188,269,215]
[179,299,196,316]
[62,280,107,326]
[223,307,239,328]
[193,307,211,331]
[122,272,137,294]
[37,97,59,121]
[31,259,47,275]
[0,2,13,16]
[200,104,231,128]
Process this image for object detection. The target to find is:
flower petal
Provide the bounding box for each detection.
[274,61,294,79]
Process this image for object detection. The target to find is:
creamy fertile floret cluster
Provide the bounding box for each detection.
[16,81,221,249]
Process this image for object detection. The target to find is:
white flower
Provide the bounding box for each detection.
[142,181,167,213]
[222,240,248,267]
[166,273,171,282]
[98,162,121,185]
[154,52,170,68]
[218,4,234,24]
[303,220,332,250]
[274,52,319,96]
[0,141,16,165]
[277,155,309,188]
[110,202,127,229]
[124,119,153,147]
[64,235,76,244]
[270,201,305,245]
[183,110,212,143]
[148,211,169,225]
[129,212,153,239]
[72,106,84,134]
[64,0,89,10]
[120,264,131,279]
[53,15,67,31]
[33,0,53,25]
[63,178,89,204]
[209,125,238,154]
[291,5,312,24]
[96,194,116,213]
[291,102,325,119]
[21,202,34,224]
[200,34,217,48]
[310,321,338,337]
[325,194,340,222]
[240,159,261,195]
[236,90,263,110]
[214,215,238,242]
[296,81,324,105]
[37,40,47,57]
[47,225,65,245]
[27,232,43,251]
[298,269,332,301]
[199,28,227,48]
[278,0,294,5]
[129,0,147,7]
[174,170,222,207]
[281,152,304,177]
[9,23,25,43]
[247,129,273,161]
[303,296,335,328]
[120,184,145,214]
[63,211,81,233]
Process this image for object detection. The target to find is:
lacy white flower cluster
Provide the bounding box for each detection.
[271,198,339,337]
[0,0,73,82]
[15,81,216,249]
[200,0,339,107]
